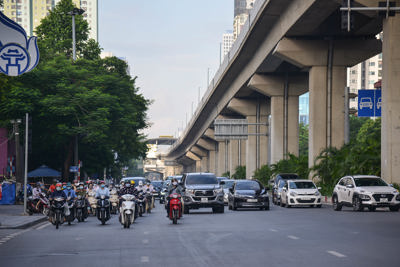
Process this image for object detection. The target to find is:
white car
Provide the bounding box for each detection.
[332,175,400,212]
[280,180,322,208]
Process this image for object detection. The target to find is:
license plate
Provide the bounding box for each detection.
[201,198,208,203]
[247,199,258,202]
[380,198,388,203]
[302,197,311,200]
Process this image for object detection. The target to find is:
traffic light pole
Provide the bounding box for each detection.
[23,113,28,215]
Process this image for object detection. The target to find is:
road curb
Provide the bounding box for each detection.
[0,216,47,230]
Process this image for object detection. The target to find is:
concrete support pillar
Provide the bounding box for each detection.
[208,150,217,174]
[382,14,400,184]
[200,155,208,172]
[217,140,229,176]
[227,98,269,179]
[229,140,240,176]
[273,38,381,169]
[248,74,307,163]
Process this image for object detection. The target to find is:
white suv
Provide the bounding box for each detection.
[332,175,400,212]
[280,180,322,208]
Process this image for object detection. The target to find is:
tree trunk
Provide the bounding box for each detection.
[63,139,74,181]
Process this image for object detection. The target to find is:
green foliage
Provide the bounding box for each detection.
[221,171,230,178]
[253,164,272,186]
[312,118,381,196]
[299,123,308,157]
[393,183,400,191]
[349,115,369,143]
[232,166,246,179]
[270,154,309,180]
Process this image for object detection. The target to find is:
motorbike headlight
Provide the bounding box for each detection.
[101,195,105,199]
[359,194,371,200]
[77,195,82,200]
[290,191,297,197]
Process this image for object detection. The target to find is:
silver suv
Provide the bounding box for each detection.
[181,173,225,214]
[332,175,400,212]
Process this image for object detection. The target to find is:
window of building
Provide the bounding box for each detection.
[378,70,382,77]
[369,62,375,67]
[369,71,375,75]
[379,53,382,59]
[351,79,356,84]
[378,61,382,68]
[369,80,375,84]
[351,70,357,75]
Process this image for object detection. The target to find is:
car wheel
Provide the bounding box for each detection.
[353,196,363,212]
[332,195,342,211]
[265,204,270,211]
[316,205,322,208]
[368,206,376,212]
[389,206,400,212]
[233,201,237,210]
[280,199,285,207]
[219,206,225,213]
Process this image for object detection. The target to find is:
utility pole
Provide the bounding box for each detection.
[10,119,22,184]
[23,114,28,215]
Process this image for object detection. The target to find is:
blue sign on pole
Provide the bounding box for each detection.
[358,89,381,117]
[69,166,79,173]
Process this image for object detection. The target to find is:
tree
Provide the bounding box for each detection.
[253,165,272,186]
[232,166,246,179]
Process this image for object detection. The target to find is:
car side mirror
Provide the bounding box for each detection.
[317,187,322,190]
[389,184,394,187]
[219,181,225,185]
[346,184,354,189]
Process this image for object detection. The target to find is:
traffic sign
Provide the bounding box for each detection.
[358,89,381,117]
[69,166,79,173]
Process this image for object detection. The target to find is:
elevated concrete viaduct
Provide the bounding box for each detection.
[167,0,400,183]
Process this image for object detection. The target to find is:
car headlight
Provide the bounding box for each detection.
[214,188,223,194]
[314,191,320,196]
[359,194,371,200]
[186,189,195,194]
[290,192,297,197]
[395,194,400,201]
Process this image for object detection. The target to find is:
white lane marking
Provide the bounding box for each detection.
[2,237,11,241]
[142,239,149,244]
[141,256,149,263]
[269,228,278,232]
[327,250,347,258]
[143,231,149,235]
[287,235,299,240]
[36,222,51,230]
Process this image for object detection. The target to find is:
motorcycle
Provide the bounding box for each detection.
[145,192,153,214]
[168,193,182,224]
[110,192,119,214]
[97,195,111,225]
[65,197,75,225]
[88,190,97,216]
[119,194,136,228]
[51,197,66,229]
[136,192,146,217]
[75,195,88,222]
[27,192,50,216]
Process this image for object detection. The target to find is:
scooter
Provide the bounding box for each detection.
[97,195,111,225]
[136,192,146,217]
[145,192,153,214]
[119,194,136,228]
[27,192,50,216]
[110,193,119,214]
[168,193,182,224]
[75,195,87,222]
[65,197,75,225]
[51,197,66,229]
[88,191,97,216]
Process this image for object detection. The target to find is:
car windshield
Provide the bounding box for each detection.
[186,175,218,185]
[222,180,234,189]
[289,181,316,189]
[354,178,388,187]
[151,181,163,188]
[235,181,260,191]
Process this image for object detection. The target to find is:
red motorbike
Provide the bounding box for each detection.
[168,193,182,224]
[27,192,50,216]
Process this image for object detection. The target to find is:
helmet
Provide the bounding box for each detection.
[138,181,143,186]
[36,182,41,187]
[56,183,62,191]
[130,180,135,185]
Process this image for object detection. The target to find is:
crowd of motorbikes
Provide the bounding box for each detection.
[23,180,163,229]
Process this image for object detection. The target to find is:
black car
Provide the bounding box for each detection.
[228,180,269,210]
[271,173,301,205]
[181,173,225,214]
[151,180,163,199]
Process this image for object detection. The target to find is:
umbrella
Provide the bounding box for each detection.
[28,165,61,178]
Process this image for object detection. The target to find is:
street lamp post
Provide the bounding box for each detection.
[68,8,85,181]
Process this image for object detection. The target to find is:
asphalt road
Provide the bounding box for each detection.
[0,202,399,267]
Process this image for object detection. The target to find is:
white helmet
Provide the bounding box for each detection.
[138,181,143,186]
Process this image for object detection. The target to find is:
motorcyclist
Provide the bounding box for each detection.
[64,182,77,200]
[145,182,155,208]
[96,181,110,198]
[32,182,43,209]
[166,179,183,217]
[136,181,145,192]
[76,182,89,218]
[49,183,68,221]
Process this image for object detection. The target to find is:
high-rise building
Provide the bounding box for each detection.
[222,30,234,60]
[233,0,254,39]
[299,93,309,125]
[1,0,98,41]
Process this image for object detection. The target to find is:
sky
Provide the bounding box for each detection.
[98,0,234,139]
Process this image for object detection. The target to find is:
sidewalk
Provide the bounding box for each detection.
[0,205,47,229]
[321,196,332,205]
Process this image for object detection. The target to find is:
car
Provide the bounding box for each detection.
[271,173,301,205]
[332,175,400,212]
[181,173,225,214]
[280,179,321,208]
[221,179,235,205]
[228,179,269,210]
[359,97,373,109]
[165,175,182,183]
[217,177,229,183]
[151,180,163,198]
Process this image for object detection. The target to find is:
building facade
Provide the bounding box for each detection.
[222,30,234,59]
[1,0,98,41]
[233,0,254,39]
